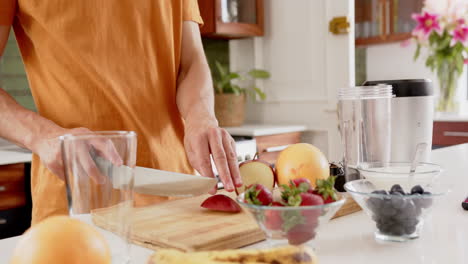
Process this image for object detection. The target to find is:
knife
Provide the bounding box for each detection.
[91,151,218,197]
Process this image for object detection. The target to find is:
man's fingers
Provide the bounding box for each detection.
[90,138,123,166]
[222,130,242,188]
[77,144,107,184]
[187,139,217,194]
[208,128,234,192]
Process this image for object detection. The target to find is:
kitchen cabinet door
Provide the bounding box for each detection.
[198,0,264,39]
[355,0,423,46]
[230,0,355,162]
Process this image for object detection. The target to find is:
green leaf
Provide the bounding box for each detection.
[253,86,267,100]
[248,69,270,79]
[215,60,227,77]
[414,44,421,61]
[231,84,243,95]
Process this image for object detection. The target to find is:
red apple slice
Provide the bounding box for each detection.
[236,160,276,194]
[200,194,241,213]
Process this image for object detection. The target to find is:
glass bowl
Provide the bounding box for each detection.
[344,177,448,242]
[357,162,441,190]
[236,190,346,246]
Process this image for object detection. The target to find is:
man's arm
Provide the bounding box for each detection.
[176,21,242,193]
[0,26,66,151]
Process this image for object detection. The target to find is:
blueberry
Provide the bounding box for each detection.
[404,225,417,235]
[390,184,405,194]
[389,225,406,236]
[366,197,383,212]
[372,190,388,195]
[402,201,422,218]
[380,206,397,217]
[411,185,424,195]
[390,193,407,209]
[403,217,419,228]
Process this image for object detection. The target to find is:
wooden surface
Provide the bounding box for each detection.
[0,164,26,210]
[92,191,266,252]
[331,193,361,219]
[433,121,468,146]
[256,132,302,164]
[92,190,361,252]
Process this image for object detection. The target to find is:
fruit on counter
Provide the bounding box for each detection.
[237,159,276,194]
[366,184,433,237]
[244,184,274,206]
[276,143,330,188]
[201,194,241,213]
[10,216,111,264]
[148,244,318,264]
[310,176,338,204]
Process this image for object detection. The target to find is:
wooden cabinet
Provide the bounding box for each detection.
[355,0,423,46]
[433,122,468,147]
[0,163,32,239]
[198,0,264,39]
[256,132,302,165]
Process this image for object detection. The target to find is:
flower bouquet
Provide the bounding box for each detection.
[411,0,468,112]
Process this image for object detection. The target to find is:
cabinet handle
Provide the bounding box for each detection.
[263,145,290,153]
[0,218,6,225]
[444,131,468,137]
[0,186,5,192]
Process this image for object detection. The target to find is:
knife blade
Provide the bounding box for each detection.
[91,152,217,197]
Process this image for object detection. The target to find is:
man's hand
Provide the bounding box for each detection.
[30,127,122,183]
[184,118,242,193]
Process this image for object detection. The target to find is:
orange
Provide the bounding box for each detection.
[10,216,111,264]
[275,143,329,188]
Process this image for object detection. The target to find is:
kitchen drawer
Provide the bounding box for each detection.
[0,163,25,184]
[256,132,302,164]
[433,122,468,146]
[0,191,26,210]
[0,207,31,239]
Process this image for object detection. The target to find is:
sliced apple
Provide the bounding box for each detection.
[236,159,276,194]
[201,194,241,213]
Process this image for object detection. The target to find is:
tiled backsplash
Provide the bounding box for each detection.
[0,32,36,111]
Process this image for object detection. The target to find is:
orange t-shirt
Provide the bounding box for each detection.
[1,0,203,224]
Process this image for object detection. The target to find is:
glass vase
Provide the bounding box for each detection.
[436,61,461,113]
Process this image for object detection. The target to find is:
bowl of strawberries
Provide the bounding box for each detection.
[237,177,346,246]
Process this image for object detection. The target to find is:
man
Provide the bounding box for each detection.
[0,0,242,225]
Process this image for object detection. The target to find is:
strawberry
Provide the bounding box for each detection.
[313,176,338,204]
[291,178,312,191]
[271,201,284,206]
[299,193,324,206]
[244,184,273,206]
[265,210,283,230]
[286,224,317,245]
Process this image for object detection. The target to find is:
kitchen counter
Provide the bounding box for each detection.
[434,112,468,122]
[224,124,307,137]
[0,144,467,264]
[0,150,32,166]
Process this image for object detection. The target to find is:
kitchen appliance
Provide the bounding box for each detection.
[364,79,434,163]
[338,84,394,182]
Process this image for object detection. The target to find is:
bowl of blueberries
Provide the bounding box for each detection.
[344,162,448,242]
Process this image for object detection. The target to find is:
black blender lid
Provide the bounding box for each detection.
[363,79,433,97]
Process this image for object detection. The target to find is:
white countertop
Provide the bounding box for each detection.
[0,150,32,166]
[434,112,468,122]
[224,124,307,137]
[1,144,467,264]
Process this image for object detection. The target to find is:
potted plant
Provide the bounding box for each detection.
[410,1,468,113]
[212,61,270,127]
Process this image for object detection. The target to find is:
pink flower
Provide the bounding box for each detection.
[451,24,468,46]
[412,12,442,37]
[464,58,468,64]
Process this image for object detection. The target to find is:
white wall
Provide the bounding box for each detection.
[366,42,468,114]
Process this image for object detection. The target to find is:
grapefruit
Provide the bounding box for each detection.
[10,216,111,264]
[275,143,329,188]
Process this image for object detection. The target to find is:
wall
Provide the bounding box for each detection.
[0,32,36,111]
[366,42,468,113]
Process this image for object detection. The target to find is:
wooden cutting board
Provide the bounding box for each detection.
[92,191,361,252]
[92,191,266,252]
